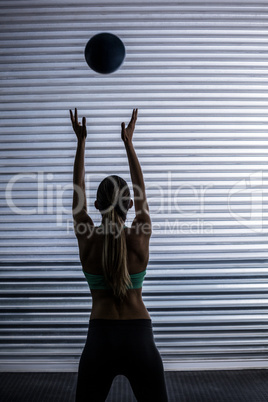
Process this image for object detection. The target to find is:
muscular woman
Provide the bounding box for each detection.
[70,108,168,402]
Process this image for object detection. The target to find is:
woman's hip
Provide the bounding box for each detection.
[83,318,155,351]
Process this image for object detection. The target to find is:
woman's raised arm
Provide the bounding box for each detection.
[121,109,151,231]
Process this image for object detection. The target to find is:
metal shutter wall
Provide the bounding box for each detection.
[1,0,268,371]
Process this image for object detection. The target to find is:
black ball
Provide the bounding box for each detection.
[84,32,125,74]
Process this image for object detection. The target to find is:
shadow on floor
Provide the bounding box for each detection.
[0,370,268,401]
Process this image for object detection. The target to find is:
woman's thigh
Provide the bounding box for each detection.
[75,328,116,402]
[75,319,168,402]
[122,326,169,402]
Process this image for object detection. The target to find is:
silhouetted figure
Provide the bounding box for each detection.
[70,108,168,401]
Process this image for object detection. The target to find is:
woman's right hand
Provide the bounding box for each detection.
[121,108,138,144]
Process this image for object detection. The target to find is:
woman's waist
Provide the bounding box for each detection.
[90,294,151,320]
[89,318,152,328]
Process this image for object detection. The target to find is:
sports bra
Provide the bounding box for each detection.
[82,224,146,290]
[82,268,146,290]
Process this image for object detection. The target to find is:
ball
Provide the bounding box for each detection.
[84,32,125,74]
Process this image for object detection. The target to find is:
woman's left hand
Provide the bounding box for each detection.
[70,108,87,141]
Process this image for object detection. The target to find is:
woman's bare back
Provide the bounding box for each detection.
[81,225,151,320]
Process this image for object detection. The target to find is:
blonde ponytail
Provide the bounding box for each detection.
[97,175,132,302]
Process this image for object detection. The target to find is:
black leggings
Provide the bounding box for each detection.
[75,318,169,402]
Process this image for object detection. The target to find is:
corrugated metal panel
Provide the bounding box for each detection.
[0,0,268,371]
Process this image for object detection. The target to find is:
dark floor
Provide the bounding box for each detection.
[0,370,267,402]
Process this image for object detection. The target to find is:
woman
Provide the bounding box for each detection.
[70,108,168,402]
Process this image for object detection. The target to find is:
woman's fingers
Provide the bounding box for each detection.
[75,108,78,125]
[121,122,125,141]
[131,108,138,124]
[69,109,74,124]
[70,108,86,126]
